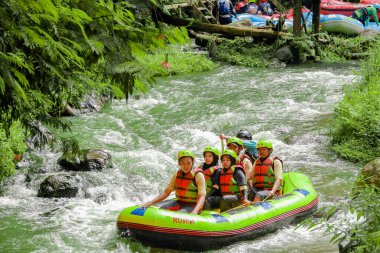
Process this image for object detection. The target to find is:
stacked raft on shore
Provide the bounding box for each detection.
[234,12,380,35]
[117,172,318,251]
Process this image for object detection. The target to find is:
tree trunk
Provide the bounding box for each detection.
[312,0,321,34]
[154,8,285,39]
[293,0,302,36]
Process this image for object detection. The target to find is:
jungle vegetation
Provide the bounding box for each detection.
[330,40,380,163]
[0,0,208,180]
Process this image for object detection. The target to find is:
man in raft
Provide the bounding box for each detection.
[142,150,206,214]
[249,140,283,203]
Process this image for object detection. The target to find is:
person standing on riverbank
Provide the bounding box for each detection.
[142,150,206,214]
[217,0,238,24]
[351,5,380,26]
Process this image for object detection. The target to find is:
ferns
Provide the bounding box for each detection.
[0,0,190,136]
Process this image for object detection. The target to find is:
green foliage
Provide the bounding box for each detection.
[330,41,380,163]
[300,177,380,252]
[139,45,218,76]
[319,34,380,62]
[211,37,276,67]
[0,121,27,181]
[0,0,191,180]
[0,0,189,136]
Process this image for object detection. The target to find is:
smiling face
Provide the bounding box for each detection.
[178,156,194,173]
[204,152,214,165]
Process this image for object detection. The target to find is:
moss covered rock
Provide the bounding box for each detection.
[58,149,112,171]
[358,158,380,188]
[38,174,80,198]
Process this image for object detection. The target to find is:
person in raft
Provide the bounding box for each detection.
[198,146,221,197]
[218,149,250,211]
[351,5,380,27]
[219,135,253,178]
[142,150,206,214]
[236,129,258,161]
[220,130,258,162]
[249,140,283,203]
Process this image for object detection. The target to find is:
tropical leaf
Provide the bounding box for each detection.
[0,76,5,94]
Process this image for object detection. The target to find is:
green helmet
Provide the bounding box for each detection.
[203,146,220,156]
[226,137,243,148]
[256,140,273,149]
[178,150,195,160]
[221,149,238,160]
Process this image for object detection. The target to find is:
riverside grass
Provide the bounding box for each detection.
[209,34,380,66]
[138,45,218,77]
[330,40,380,163]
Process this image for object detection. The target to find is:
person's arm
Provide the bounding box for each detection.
[230,2,238,17]
[371,7,380,26]
[141,174,175,207]
[269,159,283,197]
[247,160,256,186]
[219,133,230,140]
[219,133,230,150]
[211,168,221,189]
[365,15,370,27]
[192,173,206,214]
[243,158,253,182]
[235,168,250,204]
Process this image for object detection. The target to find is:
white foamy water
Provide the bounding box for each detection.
[0,64,362,253]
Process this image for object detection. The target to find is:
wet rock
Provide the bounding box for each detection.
[58,149,112,171]
[61,105,79,116]
[38,174,80,198]
[358,158,380,188]
[267,58,286,68]
[29,121,56,147]
[79,94,104,114]
[274,46,294,63]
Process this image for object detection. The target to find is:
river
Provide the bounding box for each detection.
[0,63,362,253]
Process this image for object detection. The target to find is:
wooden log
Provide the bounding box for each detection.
[154,8,285,39]
[194,33,226,47]
[164,2,192,10]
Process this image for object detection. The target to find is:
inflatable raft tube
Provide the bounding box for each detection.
[320,14,364,35]
[117,172,318,251]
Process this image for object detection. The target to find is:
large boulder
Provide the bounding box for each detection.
[58,149,112,171]
[358,158,380,188]
[38,174,80,198]
[274,46,294,63]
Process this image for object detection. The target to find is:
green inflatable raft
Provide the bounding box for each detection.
[117,172,318,251]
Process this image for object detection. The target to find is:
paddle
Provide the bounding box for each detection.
[220,133,225,151]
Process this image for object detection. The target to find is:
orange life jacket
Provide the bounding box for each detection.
[175,167,203,203]
[199,165,219,192]
[253,157,283,192]
[220,165,244,196]
[237,153,252,174]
